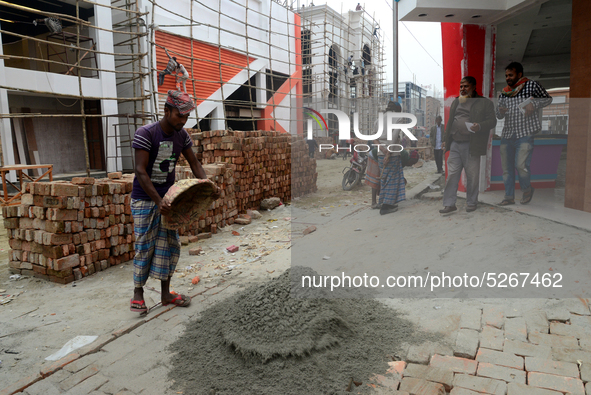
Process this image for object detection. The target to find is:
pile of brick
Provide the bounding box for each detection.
[368,306,591,394]
[193,130,290,212]
[312,137,334,159]
[181,129,316,212]
[4,173,135,284]
[174,163,238,235]
[291,135,317,198]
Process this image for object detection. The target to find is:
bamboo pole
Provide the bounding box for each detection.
[0,29,146,58]
[0,53,145,75]
[0,113,151,118]
[0,85,149,101]
[0,1,145,36]
[82,0,146,14]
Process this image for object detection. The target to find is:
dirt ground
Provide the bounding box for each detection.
[0,158,438,388]
[1,156,591,393]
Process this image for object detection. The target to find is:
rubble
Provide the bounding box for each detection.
[303,225,316,235]
[261,197,281,210]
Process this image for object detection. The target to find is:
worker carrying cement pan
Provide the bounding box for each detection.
[129,90,220,314]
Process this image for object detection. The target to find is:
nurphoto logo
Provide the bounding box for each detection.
[304,108,418,153]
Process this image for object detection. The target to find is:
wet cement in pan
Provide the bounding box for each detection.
[168,267,426,395]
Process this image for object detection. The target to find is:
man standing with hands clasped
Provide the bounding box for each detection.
[496,62,552,206]
[430,115,444,174]
[439,76,496,215]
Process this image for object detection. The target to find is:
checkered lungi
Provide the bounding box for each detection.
[364,154,381,190]
[132,199,181,287]
[378,156,406,206]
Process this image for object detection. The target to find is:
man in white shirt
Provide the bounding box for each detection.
[430,115,444,173]
[176,63,190,93]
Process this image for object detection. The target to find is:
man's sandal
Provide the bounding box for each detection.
[521,188,535,205]
[163,294,191,307]
[130,299,148,313]
[498,199,515,206]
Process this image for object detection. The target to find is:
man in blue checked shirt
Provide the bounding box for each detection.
[496,62,552,206]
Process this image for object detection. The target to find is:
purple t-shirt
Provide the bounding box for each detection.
[131,121,192,200]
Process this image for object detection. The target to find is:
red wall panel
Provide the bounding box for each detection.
[155,30,255,105]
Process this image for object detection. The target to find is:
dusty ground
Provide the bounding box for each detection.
[0,205,292,386]
[1,156,591,394]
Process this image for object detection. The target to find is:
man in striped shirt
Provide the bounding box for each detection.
[158,48,179,86]
[496,62,552,205]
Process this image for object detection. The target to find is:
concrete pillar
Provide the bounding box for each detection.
[441,23,496,193]
[94,0,120,172]
[210,105,226,131]
[0,21,17,181]
[565,0,591,213]
[294,13,304,136]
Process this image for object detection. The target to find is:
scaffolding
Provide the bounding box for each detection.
[0,0,150,177]
[0,0,386,175]
[299,4,386,138]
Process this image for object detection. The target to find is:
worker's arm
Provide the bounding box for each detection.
[182,147,221,200]
[134,149,171,216]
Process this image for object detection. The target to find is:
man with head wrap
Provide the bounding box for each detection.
[129,91,220,313]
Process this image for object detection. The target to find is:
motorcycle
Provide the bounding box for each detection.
[342,150,367,191]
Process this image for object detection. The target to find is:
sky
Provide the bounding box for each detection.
[304,0,444,97]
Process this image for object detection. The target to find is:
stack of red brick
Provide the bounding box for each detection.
[312,137,333,159]
[291,135,317,198]
[180,129,316,212]
[174,163,238,236]
[4,173,135,284]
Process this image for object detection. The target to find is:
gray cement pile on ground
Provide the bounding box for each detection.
[168,267,420,395]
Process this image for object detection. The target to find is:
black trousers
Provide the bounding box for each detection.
[434,149,444,172]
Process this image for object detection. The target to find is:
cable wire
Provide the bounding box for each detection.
[383,0,443,69]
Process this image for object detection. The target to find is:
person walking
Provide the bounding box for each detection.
[306,137,318,158]
[496,62,552,205]
[430,115,445,173]
[378,101,405,215]
[365,138,382,209]
[439,76,496,215]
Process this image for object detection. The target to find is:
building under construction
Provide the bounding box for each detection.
[0,0,385,177]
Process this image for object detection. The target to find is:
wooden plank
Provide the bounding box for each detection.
[0,164,53,170]
[22,108,41,176]
[12,118,28,167]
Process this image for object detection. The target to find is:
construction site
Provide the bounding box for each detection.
[0,0,386,175]
[3,0,591,394]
